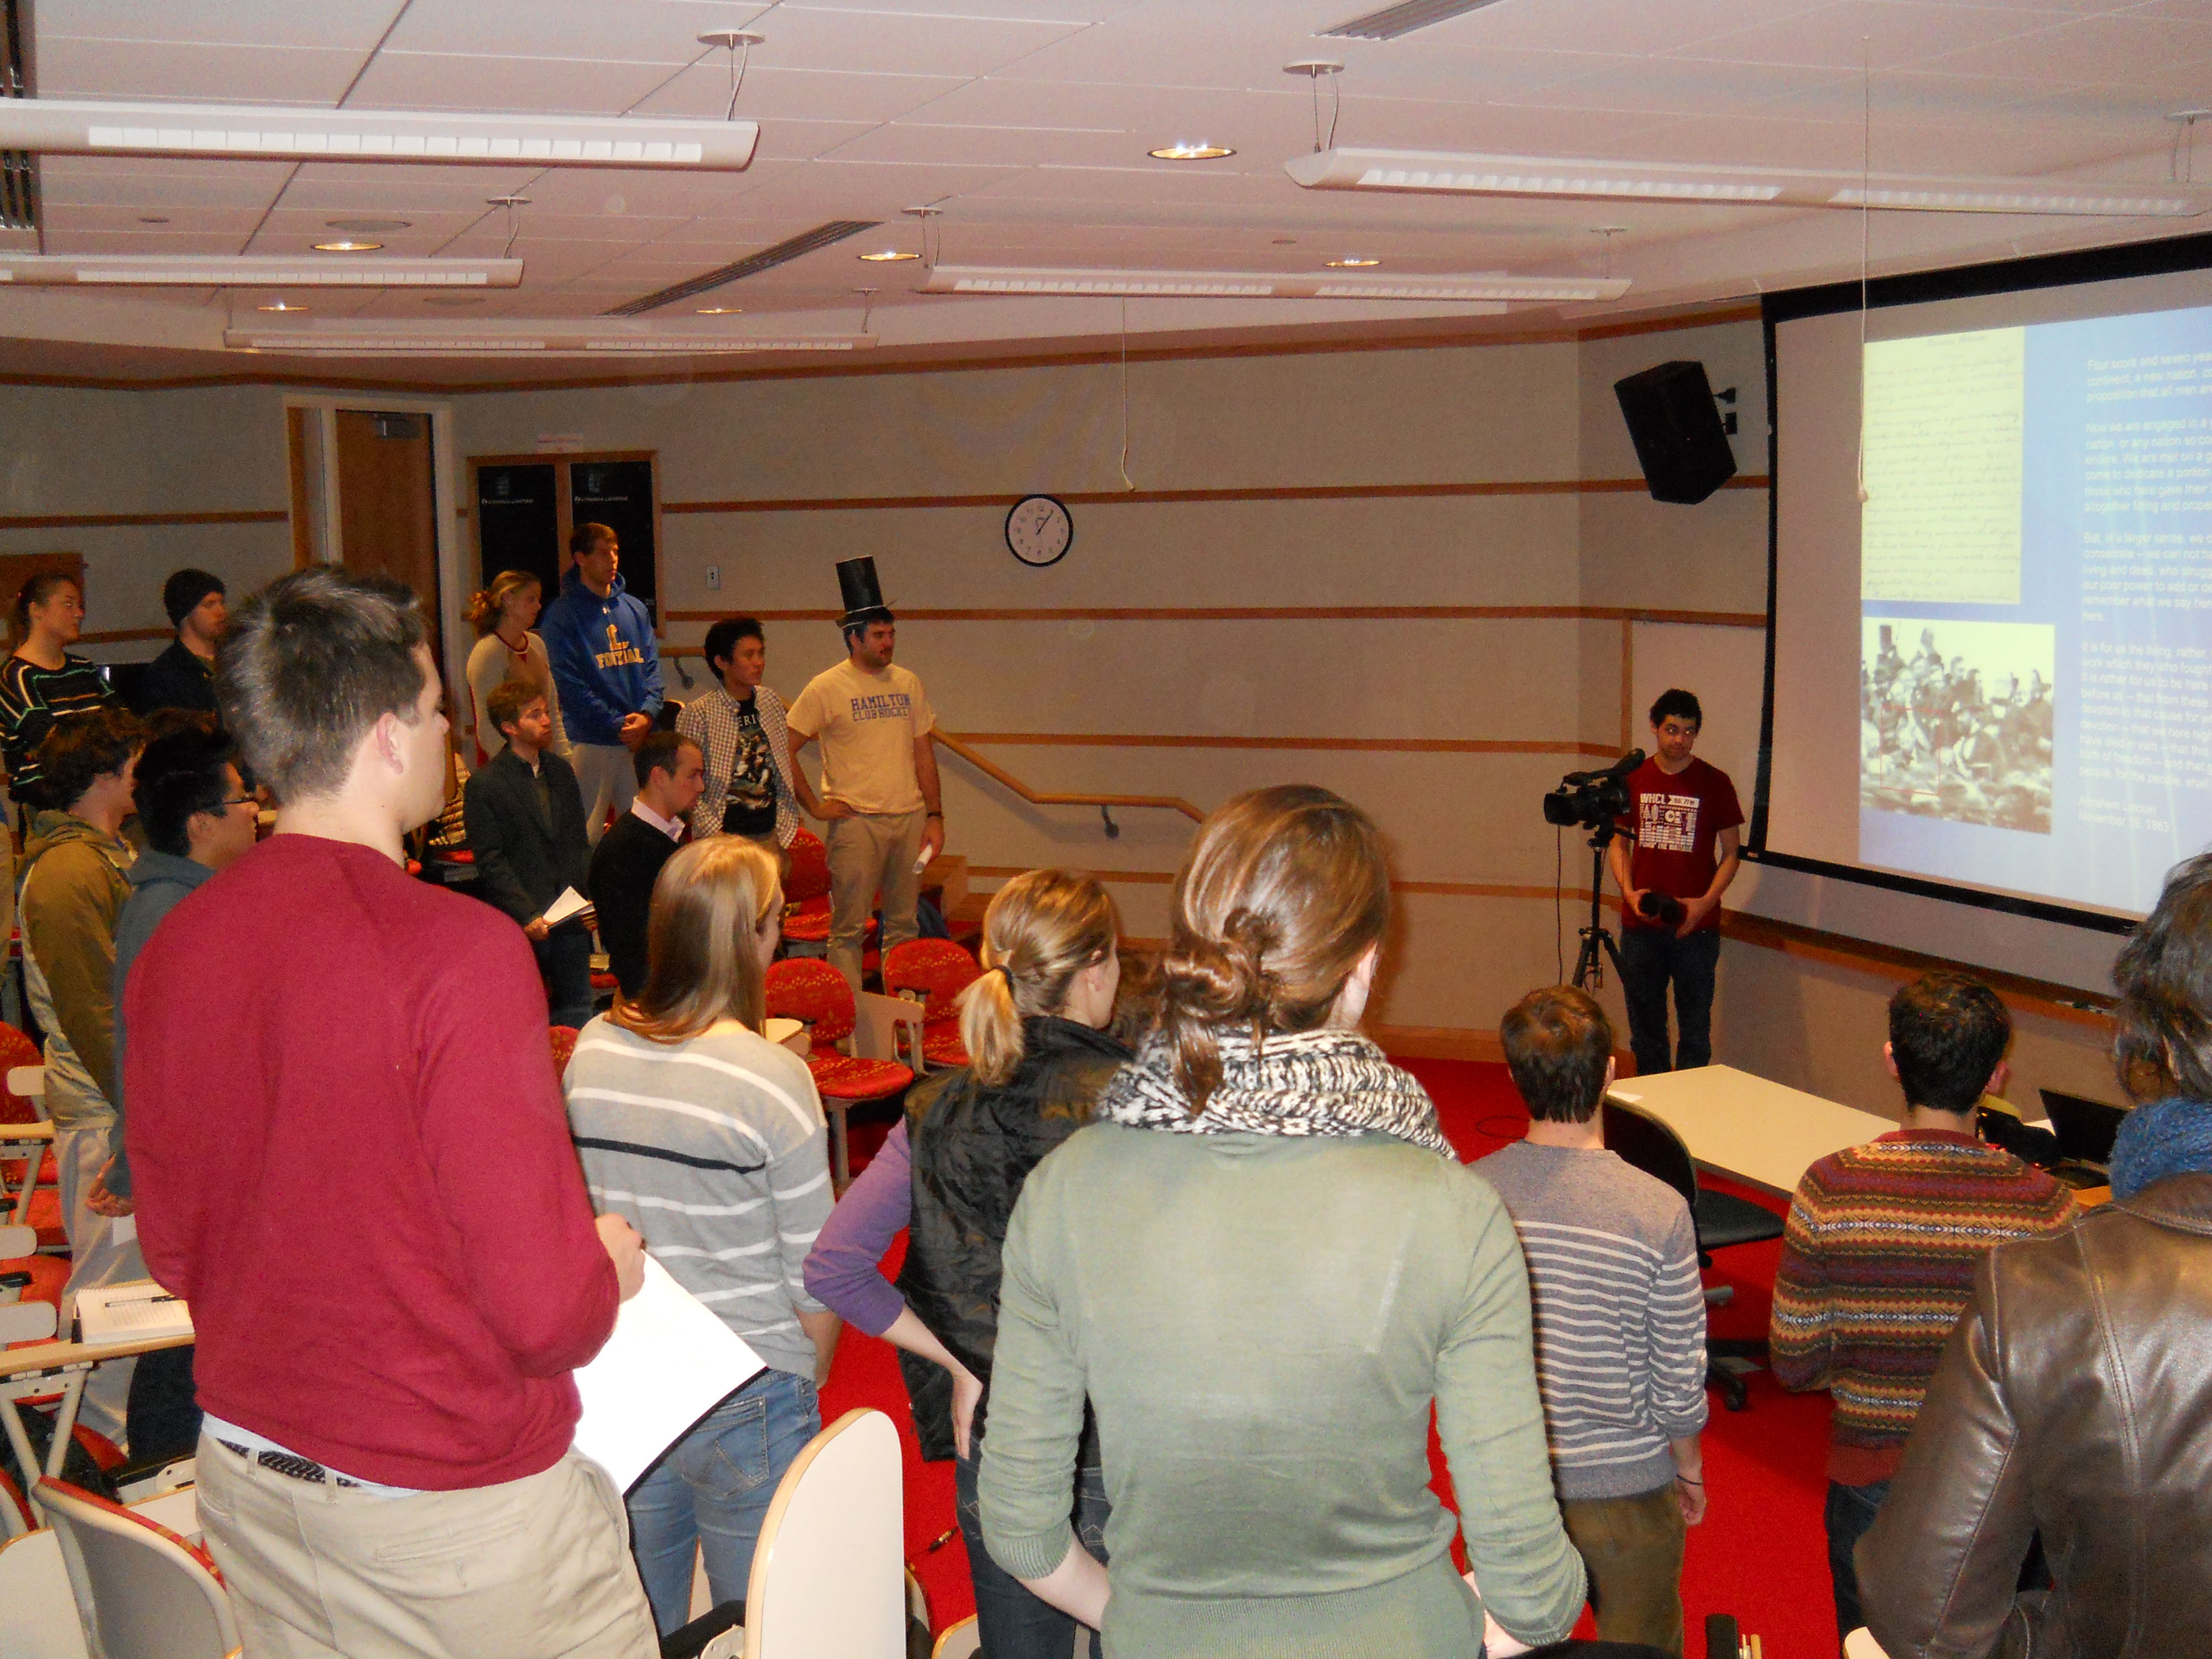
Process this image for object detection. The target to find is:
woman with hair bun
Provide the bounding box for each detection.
[464,568,568,765]
[803,868,1128,1659]
[977,785,1586,1659]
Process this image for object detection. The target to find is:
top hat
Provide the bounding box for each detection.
[836,556,895,628]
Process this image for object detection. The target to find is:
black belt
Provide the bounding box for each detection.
[217,1439,360,1489]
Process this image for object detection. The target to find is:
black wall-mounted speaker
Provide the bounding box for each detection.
[1613,359,1738,505]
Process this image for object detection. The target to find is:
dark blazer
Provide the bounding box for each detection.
[587,809,681,995]
[462,747,592,930]
[132,639,220,716]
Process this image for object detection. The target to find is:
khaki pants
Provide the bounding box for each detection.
[195,1436,658,1659]
[1561,1485,1688,1656]
[55,1117,144,1445]
[825,808,925,993]
[570,743,637,846]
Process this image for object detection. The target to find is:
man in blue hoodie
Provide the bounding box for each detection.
[541,522,664,843]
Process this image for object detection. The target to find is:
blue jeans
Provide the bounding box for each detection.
[956,1446,1108,1659]
[627,1369,821,1636]
[1824,1478,1890,1650]
[1618,924,1721,1076]
[537,925,596,1031]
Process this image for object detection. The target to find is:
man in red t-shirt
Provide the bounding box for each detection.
[1607,688,1743,1076]
[129,568,657,1659]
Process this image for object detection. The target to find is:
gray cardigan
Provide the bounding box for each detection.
[107,851,216,1198]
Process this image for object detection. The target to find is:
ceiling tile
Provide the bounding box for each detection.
[1922,9,2212,80]
[347,50,689,114]
[32,1,399,51]
[30,36,366,102]
[1670,2,2074,72]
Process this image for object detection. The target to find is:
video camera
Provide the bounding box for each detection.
[1541,749,1645,834]
[1636,890,1686,928]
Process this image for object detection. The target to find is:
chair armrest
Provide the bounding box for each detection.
[852,993,925,1071]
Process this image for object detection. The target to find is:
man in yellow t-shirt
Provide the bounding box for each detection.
[786,559,942,992]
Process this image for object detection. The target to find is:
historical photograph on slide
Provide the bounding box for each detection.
[1862,618,2054,833]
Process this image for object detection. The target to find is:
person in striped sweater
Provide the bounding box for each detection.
[1480,985,1709,1657]
[1770,971,2077,1650]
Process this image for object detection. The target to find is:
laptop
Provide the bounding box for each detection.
[2038,1088,2130,1187]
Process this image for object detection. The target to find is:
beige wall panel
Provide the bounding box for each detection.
[1578,319,1766,483]
[0,520,295,651]
[1627,619,1766,796]
[658,493,1584,617]
[780,617,1583,744]
[457,340,1582,501]
[1376,891,1597,1032]
[0,385,289,515]
[1576,488,1767,614]
[1578,618,1629,750]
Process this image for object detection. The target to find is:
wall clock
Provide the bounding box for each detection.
[1005,494,1074,567]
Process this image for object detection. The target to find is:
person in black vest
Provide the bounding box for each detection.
[588,731,705,997]
[133,570,226,716]
[463,681,596,1027]
[802,869,1129,1659]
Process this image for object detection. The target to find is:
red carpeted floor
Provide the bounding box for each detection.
[823,1059,1838,1655]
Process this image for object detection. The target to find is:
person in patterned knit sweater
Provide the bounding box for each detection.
[1770,971,2077,1651]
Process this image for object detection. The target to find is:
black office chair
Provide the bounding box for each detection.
[1601,1098,1786,1412]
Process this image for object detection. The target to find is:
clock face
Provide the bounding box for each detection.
[1006,494,1074,567]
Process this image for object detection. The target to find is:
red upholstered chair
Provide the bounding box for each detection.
[764,958,912,1191]
[0,1026,62,1248]
[549,1025,581,1078]
[38,1475,239,1658]
[881,940,980,1071]
[780,826,878,965]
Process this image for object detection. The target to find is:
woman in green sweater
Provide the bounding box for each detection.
[978,785,1587,1659]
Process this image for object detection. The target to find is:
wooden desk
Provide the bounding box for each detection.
[1607,1065,1897,1197]
[0,1332,195,1537]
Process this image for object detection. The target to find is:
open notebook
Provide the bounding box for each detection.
[76,1279,194,1344]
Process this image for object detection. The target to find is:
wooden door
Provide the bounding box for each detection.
[335,410,441,664]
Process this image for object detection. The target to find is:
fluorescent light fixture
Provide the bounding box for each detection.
[0,254,521,287]
[1323,0,1510,40]
[1285,147,2209,217]
[921,264,1625,303]
[223,322,875,357]
[0,97,759,170]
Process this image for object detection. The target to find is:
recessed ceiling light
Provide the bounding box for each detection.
[1326,257,1381,267]
[1150,142,1234,161]
[137,215,169,225]
[696,306,743,314]
[257,301,307,312]
[326,218,411,233]
[857,249,918,262]
[313,239,383,252]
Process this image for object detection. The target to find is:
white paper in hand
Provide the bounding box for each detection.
[572,1255,765,1493]
[542,886,591,927]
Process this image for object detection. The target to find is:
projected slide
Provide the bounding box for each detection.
[1859,307,2212,912]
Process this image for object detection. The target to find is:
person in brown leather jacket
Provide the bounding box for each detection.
[1857,851,2212,1659]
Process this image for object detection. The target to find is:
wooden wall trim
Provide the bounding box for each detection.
[663,604,1768,628]
[662,476,1770,517]
[945,730,1619,759]
[0,508,286,531]
[78,626,171,645]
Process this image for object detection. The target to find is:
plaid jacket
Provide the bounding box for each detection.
[676,682,798,847]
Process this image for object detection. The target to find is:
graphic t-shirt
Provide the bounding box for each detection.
[786,659,935,816]
[1616,757,1743,931]
[722,695,778,837]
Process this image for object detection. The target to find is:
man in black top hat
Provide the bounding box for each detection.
[785,557,942,992]
[133,570,226,716]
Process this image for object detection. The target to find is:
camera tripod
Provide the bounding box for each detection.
[1570,823,1626,993]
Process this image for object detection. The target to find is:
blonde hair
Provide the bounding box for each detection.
[1154,785,1390,1112]
[957,869,1120,1087]
[612,838,783,1044]
[465,569,541,637]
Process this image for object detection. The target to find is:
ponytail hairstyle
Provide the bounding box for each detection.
[465,569,542,637]
[957,869,1120,1087]
[12,571,82,651]
[613,837,783,1044]
[1153,784,1391,1113]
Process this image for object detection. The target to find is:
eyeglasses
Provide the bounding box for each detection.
[217,796,255,808]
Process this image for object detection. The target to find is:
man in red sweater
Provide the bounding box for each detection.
[127,568,656,1659]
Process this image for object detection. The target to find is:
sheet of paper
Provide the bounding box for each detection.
[542,886,591,927]
[77,1279,193,1343]
[111,1214,137,1245]
[1609,1089,1643,1104]
[572,1255,765,1494]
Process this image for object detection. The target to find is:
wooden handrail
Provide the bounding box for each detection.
[933,731,1206,823]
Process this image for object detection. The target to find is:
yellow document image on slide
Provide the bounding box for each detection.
[1862,326,2025,606]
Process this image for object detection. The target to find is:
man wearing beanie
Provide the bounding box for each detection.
[133,570,226,716]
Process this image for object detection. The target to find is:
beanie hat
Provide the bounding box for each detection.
[163,568,225,628]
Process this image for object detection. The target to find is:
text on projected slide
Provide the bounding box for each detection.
[1863,327,2024,606]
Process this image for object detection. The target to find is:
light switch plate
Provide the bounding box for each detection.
[706,565,721,590]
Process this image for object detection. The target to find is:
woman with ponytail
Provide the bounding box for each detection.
[804,869,1128,1659]
[975,785,1587,1659]
[464,569,568,765]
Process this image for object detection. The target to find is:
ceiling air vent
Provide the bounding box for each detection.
[1322,0,1510,41]
[0,0,36,233]
[603,220,880,316]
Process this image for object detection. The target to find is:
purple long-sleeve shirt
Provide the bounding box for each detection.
[801,1118,912,1336]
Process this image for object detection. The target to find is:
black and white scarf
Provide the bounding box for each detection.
[1098,1026,1453,1157]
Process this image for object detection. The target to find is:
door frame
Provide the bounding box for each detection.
[283,393,466,700]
